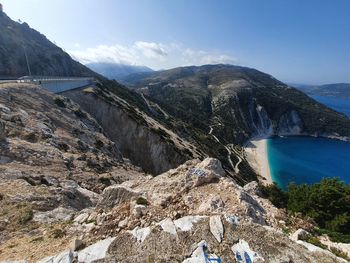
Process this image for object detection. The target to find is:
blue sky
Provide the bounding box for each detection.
[2,0,350,84]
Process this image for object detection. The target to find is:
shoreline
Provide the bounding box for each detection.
[244,137,273,185]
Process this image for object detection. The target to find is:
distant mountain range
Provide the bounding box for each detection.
[294,83,350,99]
[86,62,153,80]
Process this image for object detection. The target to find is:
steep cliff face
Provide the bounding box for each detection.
[278,110,303,135]
[62,85,201,175]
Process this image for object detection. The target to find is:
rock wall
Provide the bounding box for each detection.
[278,110,303,135]
[63,89,190,175]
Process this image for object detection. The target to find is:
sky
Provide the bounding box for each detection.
[2,0,350,84]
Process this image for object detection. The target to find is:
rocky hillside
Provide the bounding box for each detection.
[125,64,350,142]
[122,65,350,182]
[0,10,96,77]
[2,147,347,262]
[0,82,149,260]
[0,84,349,263]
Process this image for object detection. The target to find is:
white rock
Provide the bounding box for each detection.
[290,229,310,241]
[182,240,207,263]
[231,239,264,263]
[118,218,129,228]
[158,218,177,235]
[209,216,224,243]
[77,237,116,263]
[37,250,73,263]
[190,158,225,187]
[82,222,95,233]
[130,226,151,243]
[174,216,207,231]
[33,207,74,224]
[74,213,89,224]
[196,158,225,177]
[97,185,139,209]
[77,187,101,206]
[296,240,323,252]
[87,211,98,222]
[243,181,262,196]
[96,213,106,225]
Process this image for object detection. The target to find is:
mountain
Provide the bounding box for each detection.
[0,11,96,77]
[1,9,350,262]
[125,65,350,142]
[295,83,350,99]
[86,62,153,81]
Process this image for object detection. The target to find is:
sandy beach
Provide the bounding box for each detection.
[244,138,273,185]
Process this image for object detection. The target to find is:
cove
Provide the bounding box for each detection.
[267,136,350,190]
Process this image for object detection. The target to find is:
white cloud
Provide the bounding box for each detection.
[134,41,167,59]
[68,41,238,69]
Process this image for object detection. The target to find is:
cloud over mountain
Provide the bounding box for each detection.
[69,41,237,69]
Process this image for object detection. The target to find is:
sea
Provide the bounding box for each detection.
[267,95,350,189]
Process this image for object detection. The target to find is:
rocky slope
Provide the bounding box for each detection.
[0,9,207,177]
[0,10,96,77]
[0,83,147,260]
[5,156,347,262]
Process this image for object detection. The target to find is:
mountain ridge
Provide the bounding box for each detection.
[295,83,350,99]
[86,62,153,81]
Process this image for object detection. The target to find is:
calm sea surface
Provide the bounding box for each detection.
[267,136,350,189]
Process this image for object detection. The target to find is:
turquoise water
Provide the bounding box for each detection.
[267,136,350,190]
[311,95,350,118]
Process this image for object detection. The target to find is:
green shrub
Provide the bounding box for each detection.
[136,197,149,205]
[260,182,288,208]
[287,178,350,234]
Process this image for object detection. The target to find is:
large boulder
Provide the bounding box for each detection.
[243,181,262,197]
[37,250,73,263]
[290,229,310,241]
[97,185,140,209]
[188,158,225,187]
[77,237,116,263]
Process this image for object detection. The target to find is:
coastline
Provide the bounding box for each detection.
[244,137,273,185]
